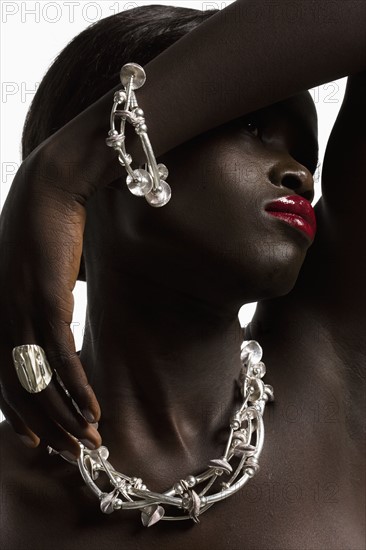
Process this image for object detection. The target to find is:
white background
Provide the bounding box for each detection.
[0,1,347,422]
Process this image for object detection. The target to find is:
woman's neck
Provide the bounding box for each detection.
[79,271,246,475]
[78,271,363,494]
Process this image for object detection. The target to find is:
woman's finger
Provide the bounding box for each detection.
[34,380,102,450]
[9,291,101,432]
[32,287,101,425]
[1,385,83,458]
[1,339,101,449]
[42,328,101,424]
[1,380,101,452]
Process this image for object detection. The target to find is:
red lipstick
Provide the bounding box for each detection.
[265,195,316,241]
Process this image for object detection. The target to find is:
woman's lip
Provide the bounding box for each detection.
[265,195,317,241]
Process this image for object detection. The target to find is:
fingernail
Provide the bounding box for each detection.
[80,439,96,450]
[18,434,37,448]
[60,450,78,462]
[91,422,99,430]
[82,409,96,423]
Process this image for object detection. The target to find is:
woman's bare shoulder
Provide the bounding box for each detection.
[0,420,34,471]
[0,420,67,507]
[0,421,87,549]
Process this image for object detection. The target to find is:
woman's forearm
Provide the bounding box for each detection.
[141,0,366,153]
[41,0,366,197]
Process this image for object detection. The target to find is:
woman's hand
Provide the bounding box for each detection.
[0,62,148,456]
[0,145,102,457]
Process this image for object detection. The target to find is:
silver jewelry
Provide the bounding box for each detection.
[52,339,274,527]
[12,344,53,393]
[106,63,171,208]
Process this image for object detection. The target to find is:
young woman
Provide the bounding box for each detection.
[0,2,365,549]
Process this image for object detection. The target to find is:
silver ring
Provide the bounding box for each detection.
[12,344,53,393]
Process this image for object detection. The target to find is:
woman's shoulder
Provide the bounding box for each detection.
[0,419,65,503]
[0,419,35,472]
[0,421,86,549]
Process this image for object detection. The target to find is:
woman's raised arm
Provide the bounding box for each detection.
[137,0,366,158]
[293,70,366,309]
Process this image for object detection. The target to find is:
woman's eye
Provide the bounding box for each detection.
[244,121,259,136]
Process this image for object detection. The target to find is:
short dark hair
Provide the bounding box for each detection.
[21,5,218,160]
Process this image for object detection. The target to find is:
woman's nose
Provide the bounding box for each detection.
[269,160,314,202]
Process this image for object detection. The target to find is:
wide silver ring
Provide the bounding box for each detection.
[12,344,53,393]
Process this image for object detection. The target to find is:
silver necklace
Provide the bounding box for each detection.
[53,339,274,527]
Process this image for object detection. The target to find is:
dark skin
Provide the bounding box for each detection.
[0,1,365,548]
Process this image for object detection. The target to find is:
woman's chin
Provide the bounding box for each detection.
[228,243,307,304]
[251,255,306,301]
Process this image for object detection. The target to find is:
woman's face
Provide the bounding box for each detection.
[85,91,318,309]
